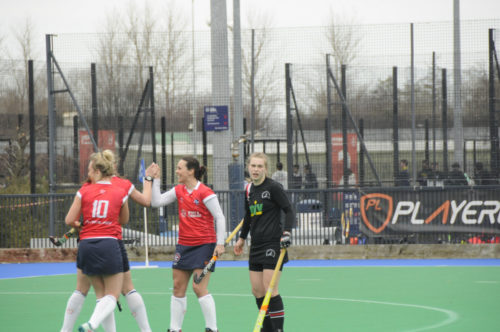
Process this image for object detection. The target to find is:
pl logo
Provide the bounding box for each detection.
[360,193,393,233]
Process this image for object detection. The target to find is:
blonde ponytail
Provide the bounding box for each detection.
[89,149,116,178]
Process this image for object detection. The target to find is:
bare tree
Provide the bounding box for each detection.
[156,1,190,119]
[305,12,363,120]
[241,10,280,133]
[1,17,46,176]
[0,118,29,178]
[95,0,190,122]
[13,18,36,61]
[325,10,361,69]
[9,18,37,115]
[123,0,162,88]
[117,0,192,124]
[0,29,6,58]
[97,12,132,116]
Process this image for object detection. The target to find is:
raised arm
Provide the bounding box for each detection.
[151,179,177,207]
[129,163,157,207]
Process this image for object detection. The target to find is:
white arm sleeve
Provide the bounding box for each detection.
[151,179,177,207]
[205,196,227,245]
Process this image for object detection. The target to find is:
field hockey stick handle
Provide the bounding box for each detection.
[252,248,287,332]
[49,227,77,246]
[193,254,218,284]
[193,219,244,284]
[225,218,244,245]
[49,236,62,246]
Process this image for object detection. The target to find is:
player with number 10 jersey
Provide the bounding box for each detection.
[77,181,129,240]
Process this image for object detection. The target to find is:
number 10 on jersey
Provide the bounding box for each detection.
[92,200,109,218]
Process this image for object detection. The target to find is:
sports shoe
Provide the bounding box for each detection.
[205,329,218,332]
[167,330,181,332]
[78,322,94,332]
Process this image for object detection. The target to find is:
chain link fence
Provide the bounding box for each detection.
[1,20,499,188]
[0,20,499,248]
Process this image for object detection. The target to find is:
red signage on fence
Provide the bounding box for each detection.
[79,130,115,180]
[331,133,358,185]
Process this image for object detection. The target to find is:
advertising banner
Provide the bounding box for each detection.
[359,189,500,236]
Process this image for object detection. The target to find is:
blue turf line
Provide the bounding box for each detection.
[1,258,499,279]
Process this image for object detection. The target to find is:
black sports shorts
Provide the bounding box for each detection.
[248,241,288,272]
[173,243,216,271]
[118,239,130,272]
[77,238,124,276]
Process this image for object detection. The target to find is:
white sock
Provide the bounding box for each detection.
[98,298,116,332]
[126,289,152,332]
[198,293,217,330]
[60,290,86,332]
[88,295,117,330]
[170,295,187,330]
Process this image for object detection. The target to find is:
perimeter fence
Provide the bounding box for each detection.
[0,20,499,248]
[1,185,499,249]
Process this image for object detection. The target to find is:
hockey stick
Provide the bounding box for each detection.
[340,212,346,244]
[49,227,77,246]
[346,207,352,239]
[252,248,287,332]
[193,218,244,284]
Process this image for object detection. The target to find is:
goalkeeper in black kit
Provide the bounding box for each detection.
[234,152,295,332]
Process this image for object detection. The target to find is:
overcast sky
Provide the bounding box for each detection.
[3,0,499,31]
[1,0,499,57]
